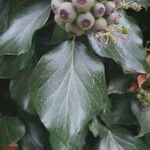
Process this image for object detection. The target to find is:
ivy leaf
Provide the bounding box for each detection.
[108,74,136,94]
[131,99,150,137]
[9,63,36,114]
[89,117,108,138]
[50,135,67,150]
[105,60,136,94]
[0,44,34,79]
[0,114,25,147]
[111,94,137,125]
[19,114,50,150]
[29,41,109,143]
[88,12,149,74]
[0,0,50,55]
[49,25,70,46]
[95,127,149,150]
[0,52,33,79]
[50,129,87,150]
[144,132,150,147]
[0,0,11,34]
[50,133,86,150]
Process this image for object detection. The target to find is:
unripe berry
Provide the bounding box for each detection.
[121,25,130,34]
[76,12,95,30]
[137,94,142,100]
[137,89,150,107]
[72,0,95,12]
[65,23,84,36]
[130,2,141,12]
[107,12,120,25]
[105,1,116,15]
[92,3,106,18]
[58,2,77,23]
[93,17,107,32]
[51,0,62,15]
[54,15,65,28]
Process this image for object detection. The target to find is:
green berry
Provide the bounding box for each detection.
[137,94,142,100]
[130,2,141,12]
[140,89,145,94]
[92,3,106,18]
[72,0,95,12]
[76,12,95,30]
[65,23,84,36]
[142,102,148,107]
[121,25,130,34]
[58,2,77,23]
[54,15,65,28]
[105,1,116,15]
[93,17,107,32]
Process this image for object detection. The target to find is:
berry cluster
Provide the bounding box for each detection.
[51,0,141,37]
[137,89,150,107]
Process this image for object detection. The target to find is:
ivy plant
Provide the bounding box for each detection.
[0,0,150,150]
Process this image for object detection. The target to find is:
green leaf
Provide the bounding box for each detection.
[0,114,25,147]
[0,0,50,55]
[99,101,112,126]
[0,0,11,34]
[111,94,137,125]
[50,130,86,150]
[9,63,36,114]
[89,117,108,138]
[131,99,150,137]
[49,25,70,45]
[29,41,109,143]
[105,60,135,94]
[88,12,149,74]
[144,132,150,147]
[50,135,67,150]
[95,127,149,150]
[0,51,33,79]
[108,74,136,94]
[19,113,50,150]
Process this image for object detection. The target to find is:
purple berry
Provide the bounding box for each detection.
[72,0,95,12]
[105,1,116,15]
[77,12,95,30]
[58,2,77,23]
[60,9,69,20]
[92,3,106,18]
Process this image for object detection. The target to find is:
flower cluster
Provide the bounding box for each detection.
[137,89,150,107]
[51,0,141,37]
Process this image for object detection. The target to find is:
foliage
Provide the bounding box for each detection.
[0,0,150,149]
